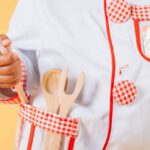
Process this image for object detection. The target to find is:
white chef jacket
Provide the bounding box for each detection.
[3,0,150,149]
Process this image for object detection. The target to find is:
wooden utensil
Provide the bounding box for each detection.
[42,69,63,150]
[0,46,28,103]
[51,69,85,150]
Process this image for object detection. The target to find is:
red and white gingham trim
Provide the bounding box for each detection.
[0,61,27,104]
[113,80,138,105]
[20,62,27,90]
[131,5,150,21]
[19,104,79,138]
[107,0,150,23]
[107,0,131,23]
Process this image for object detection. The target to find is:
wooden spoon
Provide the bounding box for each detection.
[42,69,62,150]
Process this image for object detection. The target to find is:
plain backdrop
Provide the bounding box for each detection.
[0,0,19,150]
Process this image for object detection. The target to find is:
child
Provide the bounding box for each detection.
[0,0,150,149]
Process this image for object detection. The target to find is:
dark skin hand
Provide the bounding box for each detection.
[0,34,22,89]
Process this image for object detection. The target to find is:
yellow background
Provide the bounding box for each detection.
[0,0,19,150]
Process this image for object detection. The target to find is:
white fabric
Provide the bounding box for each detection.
[6,0,150,150]
[107,0,150,150]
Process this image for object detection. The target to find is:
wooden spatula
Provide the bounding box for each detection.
[51,69,85,150]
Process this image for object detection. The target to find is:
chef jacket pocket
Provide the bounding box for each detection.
[18,103,79,150]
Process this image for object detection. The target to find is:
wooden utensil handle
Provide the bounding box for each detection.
[15,83,28,103]
[51,134,62,150]
[44,132,53,150]
[44,132,62,150]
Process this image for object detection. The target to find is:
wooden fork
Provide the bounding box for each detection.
[51,68,85,150]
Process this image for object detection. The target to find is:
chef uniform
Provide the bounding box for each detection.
[0,0,150,149]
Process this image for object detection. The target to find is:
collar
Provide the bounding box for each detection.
[107,0,150,23]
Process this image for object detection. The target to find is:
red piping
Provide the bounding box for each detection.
[0,93,19,102]
[102,0,116,149]
[27,124,36,150]
[68,138,76,150]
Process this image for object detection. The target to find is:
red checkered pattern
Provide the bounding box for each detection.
[0,61,27,104]
[20,62,27,90]
[107,0,131,23]
[113,80,137,105]
[19,104,79,138]
[131,5,150,21]
[107,0,150,23]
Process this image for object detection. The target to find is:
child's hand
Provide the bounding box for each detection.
[0,34,22,88]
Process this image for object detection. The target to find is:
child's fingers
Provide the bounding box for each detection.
[0,69,21,89]
[0,72,21,84]
[1,39,12,47]
[0,35,12,47]
[0,35,20,88]
[0,82,19,88]
[0,34,9,41]
[0,59,21,75]
[0,52,19,66]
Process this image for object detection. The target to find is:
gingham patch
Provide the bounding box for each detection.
[0,61,27,104]
[107,0,131,23]
[107,0,150,23]
[19,104,79,138]
[113,80,138,105]
[131,5,150,21]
